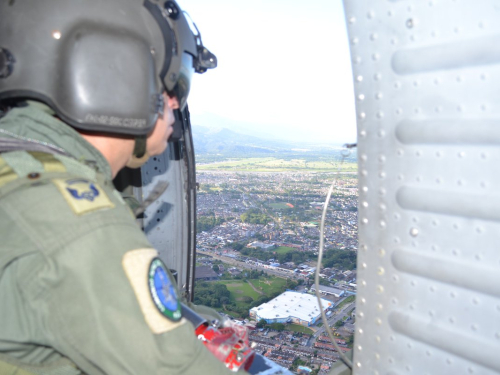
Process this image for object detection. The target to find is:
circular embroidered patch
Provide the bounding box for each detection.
[148,258,182,321]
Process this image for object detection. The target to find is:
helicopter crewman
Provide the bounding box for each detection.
[0,0,237,374]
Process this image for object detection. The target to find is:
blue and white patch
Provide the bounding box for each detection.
[52,178,114,215]
[66,179,100,201]
[148,258,182,321]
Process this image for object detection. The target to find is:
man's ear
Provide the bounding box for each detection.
[167,94,180,110]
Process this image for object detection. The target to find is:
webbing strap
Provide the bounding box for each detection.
[0,137,96,182]
[0,137,70,156]
[0,155,17,188]
[30,152,66,173]
[0,151,44,177]
[0,151,68,179]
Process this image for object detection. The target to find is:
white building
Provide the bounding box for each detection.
[249,291,332,326]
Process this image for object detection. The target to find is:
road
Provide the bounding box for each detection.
[306,300,355,347]
[198,250,299,279]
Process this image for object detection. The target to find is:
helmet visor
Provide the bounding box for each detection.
[170,53,194,111]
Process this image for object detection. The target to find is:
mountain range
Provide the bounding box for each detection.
[191,125,352,157]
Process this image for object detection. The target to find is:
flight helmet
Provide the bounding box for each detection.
[0,0,216,136]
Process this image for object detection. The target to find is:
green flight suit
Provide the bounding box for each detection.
[0,102,235,375]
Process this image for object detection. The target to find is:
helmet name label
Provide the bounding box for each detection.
[85,114,146,128]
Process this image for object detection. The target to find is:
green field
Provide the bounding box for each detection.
[274,246,295,255]
[216,277,289,307]
[249,277,288,295]
[284,324,314,334]
[197,157,357,172]
[269,202,292,209]
[218,280,261,305]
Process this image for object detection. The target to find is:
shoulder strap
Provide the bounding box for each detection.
[0,140,97,190]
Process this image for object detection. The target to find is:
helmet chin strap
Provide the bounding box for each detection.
[126,135,149,169]
[127,94,164,169]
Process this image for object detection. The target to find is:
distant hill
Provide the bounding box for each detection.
[192,125,292,154]
[191,125,355,159]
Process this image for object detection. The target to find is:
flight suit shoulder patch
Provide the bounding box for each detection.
[122,249,185,334]
[52,178,114,215]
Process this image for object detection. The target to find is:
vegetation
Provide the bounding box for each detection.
[256,319,267,329]
[196,156,358,172]
[269,323,286,331]
[346,335,354,348]
[275,250,310,266]
[284,324,314,335]
[240,208,270,225]
[335,295,355,310]
[240,247,274,261]
[194,282,231,308]
[228,242,246,251]
[274,246,296,255]
[239,247,311,266]
[197,214,225,233]
[269,202,293,210]
[289,357,309,372]
[219,280,261,302]
[198,276,298,319]
[323,249,357,270]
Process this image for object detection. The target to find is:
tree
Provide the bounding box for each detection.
[255,233,265,241]
[193,282,230,308]
[256,319,267,329]
[240,208,270,225]
[319,277,330,286]
[229,242,245,251]
[289,357,307,372]
[334,320,344,328]
[212,264,220,273]
[197,215,225,233]
[323,249,357,270]
[241,296,253,303]
[346,335,354,347]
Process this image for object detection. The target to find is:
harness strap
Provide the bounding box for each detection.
[0,138,97,189]
[0,137,70,156]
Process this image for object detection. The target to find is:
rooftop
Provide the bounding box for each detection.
[310,285,345,295]
[195,266,218,279]
[251,291,331,322]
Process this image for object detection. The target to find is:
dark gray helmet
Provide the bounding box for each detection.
[0,0,216,136]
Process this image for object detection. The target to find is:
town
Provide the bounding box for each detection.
[194,170,359,374]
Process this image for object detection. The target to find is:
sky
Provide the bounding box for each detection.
[180,0,357,145]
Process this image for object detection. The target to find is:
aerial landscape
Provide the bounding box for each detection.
[192,127,358,374]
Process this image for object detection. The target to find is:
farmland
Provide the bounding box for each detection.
[197,157,357,172]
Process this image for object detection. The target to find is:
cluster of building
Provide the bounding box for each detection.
[248,330,340,373]
[196,171,358,253]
